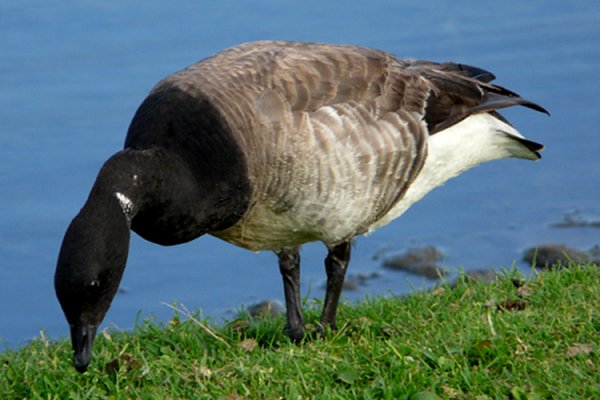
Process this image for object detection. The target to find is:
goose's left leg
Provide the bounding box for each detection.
[277,247,305,343]
[319,241,351,334]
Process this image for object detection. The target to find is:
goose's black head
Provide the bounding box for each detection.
[55,193,130,372]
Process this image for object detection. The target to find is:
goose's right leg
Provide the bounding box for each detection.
[277,247,304,343]
[318,241,351,335]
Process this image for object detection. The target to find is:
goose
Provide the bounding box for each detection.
[54,40,547,372]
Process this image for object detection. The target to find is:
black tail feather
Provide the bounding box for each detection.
[471,92,550,116]
[423,66,549,134]
[504,133,544,160]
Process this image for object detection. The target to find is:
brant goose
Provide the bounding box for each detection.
[55,41,547,372]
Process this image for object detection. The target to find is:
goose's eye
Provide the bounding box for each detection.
[88,280,101,290]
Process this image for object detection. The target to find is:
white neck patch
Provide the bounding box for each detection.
[115,192,134,219]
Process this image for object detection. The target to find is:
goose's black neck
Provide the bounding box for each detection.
[91,148,247,245]
[116,85,251,244]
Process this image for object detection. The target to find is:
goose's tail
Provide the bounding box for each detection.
[411,61,549,151]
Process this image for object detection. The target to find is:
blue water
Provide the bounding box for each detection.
[1,0,599,351]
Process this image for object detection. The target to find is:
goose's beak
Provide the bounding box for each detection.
[70,324,97,373]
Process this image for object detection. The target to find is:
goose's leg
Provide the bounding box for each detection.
[277,247,304,343]
[319,241,351,334]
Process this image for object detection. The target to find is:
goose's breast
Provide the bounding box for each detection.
[213,103,427,250]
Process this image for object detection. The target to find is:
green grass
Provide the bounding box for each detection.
[1,264,598,399]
